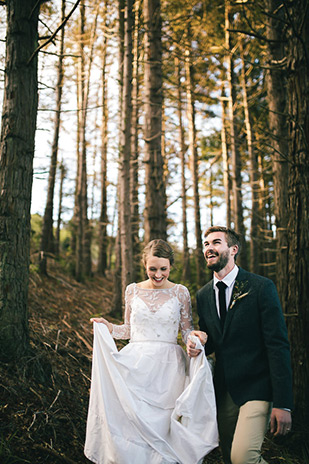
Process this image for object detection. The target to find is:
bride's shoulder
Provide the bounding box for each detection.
[125,282,136,294]
[175,283,191,298]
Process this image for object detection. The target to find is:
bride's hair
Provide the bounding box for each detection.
[142,239,174,267]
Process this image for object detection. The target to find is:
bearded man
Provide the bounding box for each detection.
[187,226,293,464]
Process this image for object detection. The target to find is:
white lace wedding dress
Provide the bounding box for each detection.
[84,283,218,464]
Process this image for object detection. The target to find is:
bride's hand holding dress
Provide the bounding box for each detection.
[90,317,112,333]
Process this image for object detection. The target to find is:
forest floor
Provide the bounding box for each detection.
[0,258,308,464]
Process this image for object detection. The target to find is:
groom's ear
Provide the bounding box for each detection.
[231,244,239,259]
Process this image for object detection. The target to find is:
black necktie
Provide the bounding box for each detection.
[216,281,227,328]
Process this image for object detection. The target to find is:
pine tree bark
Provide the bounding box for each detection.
[55,161,66,255]
[130,0,141,281]
[284,0,309,422]
[175,57,190,282]
[82,4,100,277]
[220,87,231,227]
[225,1,248,268]
[265,0,289,295]
[257,153,269,277]
[239,39,260,273]
[111,0,125,315]
[0,0,39,360]
[40,0,66,273]
[97,1,109,276]
[75,1,99,279]
[119,0,134,291]
[143,0,167,243]
[185,45,205,287]
[75,1,86,281]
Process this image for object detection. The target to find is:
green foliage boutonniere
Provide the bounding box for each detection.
[230,280,249,309]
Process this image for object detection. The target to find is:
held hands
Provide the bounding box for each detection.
[186,330,207,358]
[90,317,113,334]
[270,408,292,436]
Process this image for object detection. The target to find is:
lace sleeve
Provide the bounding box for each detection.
[178,285,194,343]
[110,285,133,339]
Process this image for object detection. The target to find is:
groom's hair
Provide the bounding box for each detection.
[204,226,241,260]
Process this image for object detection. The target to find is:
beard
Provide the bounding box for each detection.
[206,249,230,272]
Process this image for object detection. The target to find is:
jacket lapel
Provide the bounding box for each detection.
[224,268,248,334]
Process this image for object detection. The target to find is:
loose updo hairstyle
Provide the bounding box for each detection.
[142,239,174,267]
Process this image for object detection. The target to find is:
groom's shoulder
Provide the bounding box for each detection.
[237,268,272,283]
[197,279,213,297]
[238,267,277,289]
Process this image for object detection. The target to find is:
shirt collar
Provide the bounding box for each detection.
[213,265,239,289]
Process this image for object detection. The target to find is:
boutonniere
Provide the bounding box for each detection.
[230,280,249,309]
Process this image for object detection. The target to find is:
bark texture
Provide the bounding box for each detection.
[97,1,109,276]
[225,1,248,268]
[284,0,309,422]
[119,0,134,291]
[265,0,289,292]
[185,43,204,286]
[0,0,39,360]
[143,0,167,243]
[40,0,66,266]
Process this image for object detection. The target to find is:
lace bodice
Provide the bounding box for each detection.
[111,283,193,343]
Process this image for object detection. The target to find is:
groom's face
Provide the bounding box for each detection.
[203,232,237,272]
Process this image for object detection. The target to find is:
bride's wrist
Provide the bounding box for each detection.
[108,322,113,333]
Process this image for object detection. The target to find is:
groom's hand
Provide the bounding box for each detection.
[270,408,292,436]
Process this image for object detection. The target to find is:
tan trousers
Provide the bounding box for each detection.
[217,392,271,464]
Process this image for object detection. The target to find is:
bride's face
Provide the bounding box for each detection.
[145,256,171,288]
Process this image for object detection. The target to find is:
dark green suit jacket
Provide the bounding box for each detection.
[197,267,293,409]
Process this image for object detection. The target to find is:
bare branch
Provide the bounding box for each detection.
[228,27,286,43]
[27,0,82,64]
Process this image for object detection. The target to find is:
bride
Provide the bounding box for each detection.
[84,239,218,464]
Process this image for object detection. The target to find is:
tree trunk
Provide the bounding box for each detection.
[239,38,260,273]
[143,0,167,243]
[75,1,86,281]
[0,0,39,360]
[175,56,190,282]
[185,44,205,287]
[284,0,309,423]
[111,0,125,315]
[97,1,109,276]
[130,0,141,281]
[225,0,248,268]
[119,0,134,292]
[39,0,66,274]
[220,87,231,227]
[82,3,100,277]
[265,0,289,294]
[75,1,99,279]
[70,64,81,258]
[257,153,269,277]
[55,161,66,255]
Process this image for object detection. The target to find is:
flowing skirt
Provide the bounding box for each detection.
[84,324,218,464]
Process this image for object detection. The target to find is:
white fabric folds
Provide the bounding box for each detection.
[84,324,218,464]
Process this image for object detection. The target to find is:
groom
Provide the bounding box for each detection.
[187,226,293,464]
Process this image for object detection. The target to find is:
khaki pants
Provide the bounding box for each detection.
[217,392,271,464]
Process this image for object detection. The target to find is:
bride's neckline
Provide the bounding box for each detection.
[135,282,177,290]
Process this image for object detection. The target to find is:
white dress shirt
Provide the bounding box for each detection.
[213,265,239,318]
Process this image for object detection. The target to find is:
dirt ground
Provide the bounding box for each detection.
[0,259,307,463]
